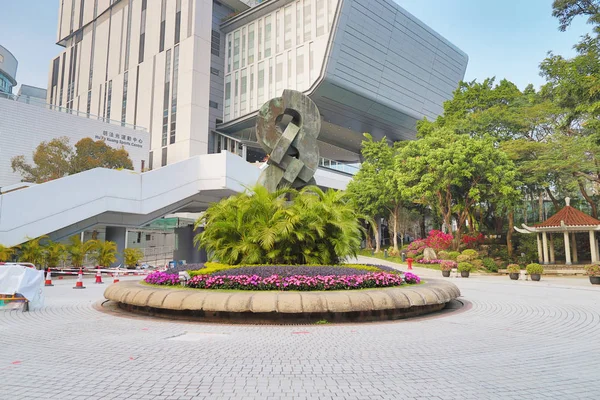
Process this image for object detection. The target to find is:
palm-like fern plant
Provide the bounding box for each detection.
[18,236,47,268]
[44,240,67,268]
[67,236,95,268]
[89,240,118,267]
[195,185,362,265]
[0,244,15,262]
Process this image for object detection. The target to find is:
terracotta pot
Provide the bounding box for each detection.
[460,271,470,278]
[509,273,519,280]
[531,274,541,281]
[442,270,451,277]
[589,276,600,285]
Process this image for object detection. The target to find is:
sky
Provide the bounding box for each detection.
[0,0,594,91]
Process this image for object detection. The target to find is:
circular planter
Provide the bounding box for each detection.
[509,273,520,280]
[531,274,541,281]
[442,270,451,277]
[589,276,600,285]
[460,271,470,278]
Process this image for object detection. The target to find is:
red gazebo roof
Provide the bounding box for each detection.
[535,205,600,228]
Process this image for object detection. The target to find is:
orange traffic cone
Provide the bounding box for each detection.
[113,270,120,283]
[44,269,54,287]
[73,268,86,289]
[95,268,104,284]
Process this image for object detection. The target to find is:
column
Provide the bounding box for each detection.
[542,232,549,264]
[571,233,578,263]
[536,233,543,264]
[590,231,598,263]
[106,226,127,268]
[564,231,572,265]
[549,234,555,264]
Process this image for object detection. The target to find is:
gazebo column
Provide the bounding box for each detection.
[542,232,550,265]
[549,234,555,264]
[571,233,578,263]
[590,231,598,263]
[536,233,543,264]
[564,232,572,265]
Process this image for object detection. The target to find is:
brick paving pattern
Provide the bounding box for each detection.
[1,259,599,400]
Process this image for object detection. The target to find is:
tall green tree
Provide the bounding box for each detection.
[11,137,134,184]
[552,0,600,32]
[44,241,67,268]
[0,245,15,262]
[90,240,118,267]
[67,235,95,268]
[18,237,47,268]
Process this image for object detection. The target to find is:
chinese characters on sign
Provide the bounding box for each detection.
[95,130,144,149]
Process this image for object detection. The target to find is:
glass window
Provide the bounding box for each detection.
[258,19,263,60]
[106,80,112,120]
[234,71,239,117]
[159,0,166,52]
[316,0,325,36]
[211,30,221,57]
[287,50,293,87]
[296,46,304,90]
[275,11,281,54]
[268,58,273,98]
[284,6,292,50]
[240,68,247,114]
[233,31,240,70]
[241,27,246,67]
[227,33,232,72]
[304,0,312,42]
[328,0,335,26]
[162,49,172,147]
[296,1,303,45]
[309,42,314,83]
[174,0,182,44]
[257,61,265,105]
[224,75,231,120]
[249,67,254,110]
[209,100,218,108]
[170,45,179,145]
[121,71,128,125]
[275,55,283,95]
[248,23,255,64]
[264,15,272,58]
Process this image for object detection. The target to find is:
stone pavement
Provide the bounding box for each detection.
[1,261,600,400]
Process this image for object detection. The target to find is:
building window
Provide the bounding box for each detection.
[146,234,152,241]
[227,33,232,72]
[316,0,326,36]
[139,0,147,64]
[211,30,220,56]
[50,57,60,105]
[159,0,167,52]
[268,58,273,98]
[249,67,254,109]
[59,53,66,106]
[170,46,180,145]
[242,27,246,67]
[247,23,255,64]
[275,55,283,95]
[275,11,281,54]
[210,67,220,76]
[296,46,304,90]
[296,2,303,45]
[284,5,292,49]
[233,31,240,70]
[106,80,113,120]
[257,61,264,106]
[209,100,219,109]
[234,71,239,117]
[133,65,140,125]
[161,147,167,167]
[124,0,133,71]
[187,0,193,37]
[149,150,153,170]
[240,68,247,114]
[264,15,272,58]
[224,75,231,120]
[87,90,92,115]
[174,0,182,45]
[162,49,172,147]
[121,71,128,125]
[258,19,263,60]
[304,0,312,42]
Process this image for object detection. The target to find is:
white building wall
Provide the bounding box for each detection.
[0,97,149,187]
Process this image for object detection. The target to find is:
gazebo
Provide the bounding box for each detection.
[514,198,600,265]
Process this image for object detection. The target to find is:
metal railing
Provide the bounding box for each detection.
[319,157,360,175]
[0,92,147,131]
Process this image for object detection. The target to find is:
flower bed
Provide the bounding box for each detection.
[416,259,444,265]
[198,264,399,278]
[144,269,421,291]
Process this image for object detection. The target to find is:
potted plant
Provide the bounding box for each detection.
[584,265,600,285]
[526,263,543,281]
[507,264,521,280]
[457,262,473,278]
[440,260,456,277]
[123,248,144,269]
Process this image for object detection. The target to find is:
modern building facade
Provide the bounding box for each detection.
[0,45,18,94]
[49,0,467,174]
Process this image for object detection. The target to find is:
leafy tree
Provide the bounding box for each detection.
[195,185,362,265]
[552,0,600,32]
[90,240,118,267]
[17,237,47,268]
[396,129,521,249]
[43,241,67,268]
[123,248,144,269]
[0,245,15,262]
[11,137,133,184]
[67,236,95,268]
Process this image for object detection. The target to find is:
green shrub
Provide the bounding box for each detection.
[438,250,450,260]
[482,257,498,272]
[447,251,461,260]
[456,254,470,263]
[406,251,417,258]
[526,263,544,275]
[195,185,362,265]
[506,264,521,273]
[415,255,424,262]
[461,249,479,260]
[584,264,600,276]
[471,259,483,268]
[457,262,473,272]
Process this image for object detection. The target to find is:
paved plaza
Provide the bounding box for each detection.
[1,258,600,400]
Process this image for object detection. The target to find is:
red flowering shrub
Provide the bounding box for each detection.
[406,239,427,255]
[425,230,453,251]
[462,233,485,248]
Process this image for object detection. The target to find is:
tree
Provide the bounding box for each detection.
[123,248,144,269]
[0,245,15,262]
[552,0,600,32]
[195,185,362,265]
[18,237,47,268]
[67,235,95,268]
[396,129,521,249]
[43,241,67,268]
[11,137,133,183]
[90,240,118,267]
